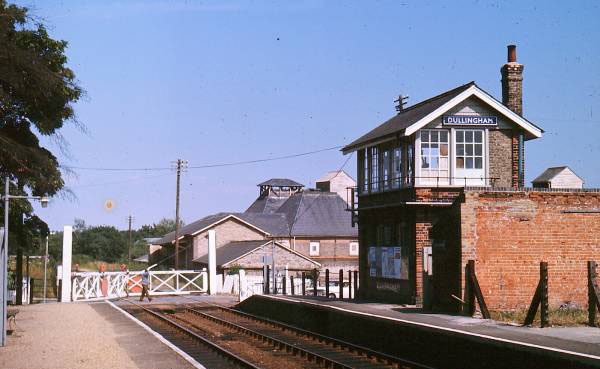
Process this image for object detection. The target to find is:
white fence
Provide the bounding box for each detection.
[71,270,207,301]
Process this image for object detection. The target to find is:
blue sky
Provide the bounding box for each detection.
[18,0,600,230]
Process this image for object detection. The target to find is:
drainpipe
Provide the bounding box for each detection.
[518,133,524,187]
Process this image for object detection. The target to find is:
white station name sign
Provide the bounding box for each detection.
[443,115,497,126]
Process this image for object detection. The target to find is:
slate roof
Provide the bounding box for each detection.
[342,82,475,153]
[276,190,358,237]
[532,166,583,183]
[245,196,289,214]
[193,240,268,266]
[156,212,289,245]
[257,178,304,187]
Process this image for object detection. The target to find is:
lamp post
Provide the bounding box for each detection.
[1,176,49,347]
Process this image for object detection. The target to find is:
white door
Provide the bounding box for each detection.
[454,129,485,186]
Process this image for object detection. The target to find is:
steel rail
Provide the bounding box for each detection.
[121,300,262,369]
[183,307,361,369]
[181,298,433,369]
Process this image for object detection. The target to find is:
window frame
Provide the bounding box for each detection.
[309,241,320,256]
[349,241,359,256]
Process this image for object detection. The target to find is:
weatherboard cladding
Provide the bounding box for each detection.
[532,166,582,183]
[342,82,475,153]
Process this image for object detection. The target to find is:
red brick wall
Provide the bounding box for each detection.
[460,190,600,310]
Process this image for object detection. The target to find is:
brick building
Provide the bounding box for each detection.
[156,175,358,276]
[343,45,600,312]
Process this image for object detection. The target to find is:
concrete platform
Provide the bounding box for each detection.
[0,295,236,369]
[237,295,600,369]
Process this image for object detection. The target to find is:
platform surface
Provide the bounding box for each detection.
[263,295,600,358]
[0,295,236,369]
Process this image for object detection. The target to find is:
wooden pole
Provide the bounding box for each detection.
[540,262,549,328]
[339,269,344,300]
[312,268,318,296]
[588,261,598,327]
[290,276,295,296]
[348,270,352,299]
[353,271,358,300]
[302,272,306,296]
[325,269,329,297]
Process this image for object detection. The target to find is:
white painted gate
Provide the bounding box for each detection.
[71,270,208,301]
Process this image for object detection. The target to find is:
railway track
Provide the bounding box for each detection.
[122,297,433,369]
[122,300,261,369]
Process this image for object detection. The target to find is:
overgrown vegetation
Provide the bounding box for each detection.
[490,308,600,327]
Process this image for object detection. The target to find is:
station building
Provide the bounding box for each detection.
[155,174,358,277]
[343,45,600,312]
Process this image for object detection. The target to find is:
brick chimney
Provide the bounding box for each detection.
[501,45,525,188]
[501,45,524,116]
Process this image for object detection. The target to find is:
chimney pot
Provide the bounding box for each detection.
[507,44,517,63]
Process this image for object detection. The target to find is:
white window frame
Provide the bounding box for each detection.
[416,129,450,186]
[309,241,320,256]
[349,242,359,256]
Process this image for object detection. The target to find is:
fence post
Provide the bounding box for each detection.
[266,266,270,295]
[302,272,306,296]
[29,278,35,304]
[589,261,596,326]
[313,268,318,296]
[325,269,330,297]
[540,262,549,328]
[465,261,475,316]
[339,269,344,300]
[282,273,287,295]
[348,270,352,299]
[290,276,295,296]
[353,271,358,300]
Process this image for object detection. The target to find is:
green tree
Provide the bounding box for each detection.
[0,1,82,255]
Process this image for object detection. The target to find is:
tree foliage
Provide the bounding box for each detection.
[0,1,82,254]
[47,218,181,263]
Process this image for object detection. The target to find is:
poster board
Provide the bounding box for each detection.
[368,246,407,279]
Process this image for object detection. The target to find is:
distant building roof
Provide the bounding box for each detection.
[257,178,304,187]
[134,254,149,263]
[532,166,583,183]
[156,212,289,245]
[315,170,354,183]
[143,237,162,244]
[245,196,289,214]
[193,240,268,267]
[276,190,358,237]
[193,240,320,268]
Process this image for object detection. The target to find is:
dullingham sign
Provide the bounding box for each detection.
[443,115,497,126]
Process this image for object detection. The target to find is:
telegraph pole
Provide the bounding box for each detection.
[127,215,133,262]
[173,159,187,270]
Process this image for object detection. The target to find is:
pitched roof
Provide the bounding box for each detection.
[245,195,289,214]
[257,178,304,187]
[193,240,321,267]
[156,212,289,245]
[532,166,583,183]
[342,82,475,153]
[342,82,543,153]
[276,190,358,237]
[193,240,268,266]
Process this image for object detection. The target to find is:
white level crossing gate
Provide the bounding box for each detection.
[71,270,208,301]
